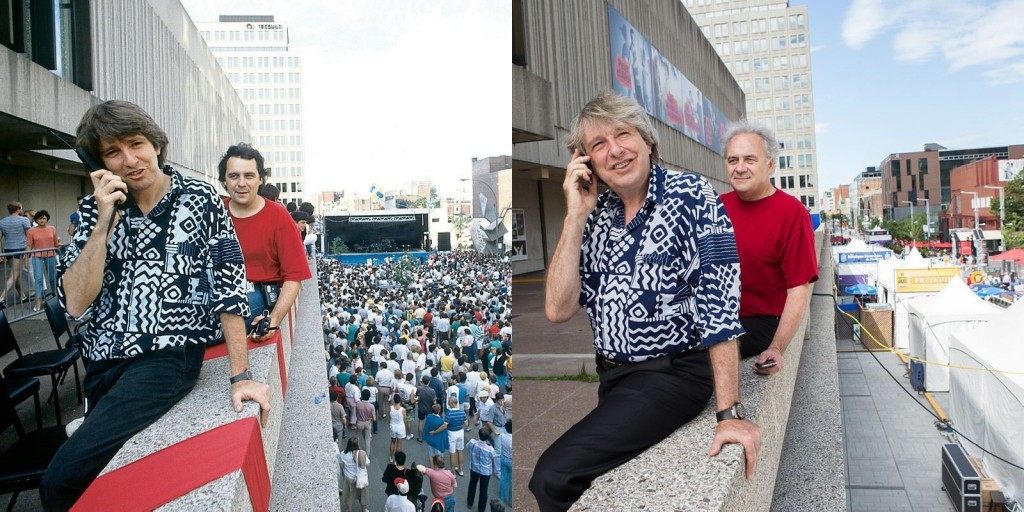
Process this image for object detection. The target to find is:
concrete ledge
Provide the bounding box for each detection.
[572,232,825,511]
[72,292,319,510]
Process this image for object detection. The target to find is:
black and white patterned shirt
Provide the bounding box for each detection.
[57,167,249,361]
[579,163,744,362]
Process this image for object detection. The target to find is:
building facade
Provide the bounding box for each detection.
[197,16,306,205]
[853,168,883,228]
[880,144,1024,241]
[684,0,820,212]
[512,0,746,275]
[1,1,249,237]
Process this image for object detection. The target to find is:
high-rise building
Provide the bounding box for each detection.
[684,0,820,212]
[197,15,306,205]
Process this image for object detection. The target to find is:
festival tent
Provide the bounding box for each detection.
[906,278,1003,391]
[948,306,1024,503]
[875,256,960,352]
[834,239,892,290]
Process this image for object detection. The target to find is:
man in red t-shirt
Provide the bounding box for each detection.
[720,121,818,375]
[219,143,311,340]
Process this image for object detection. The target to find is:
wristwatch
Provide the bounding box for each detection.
[716,402,745,422]
[229,369,252,385]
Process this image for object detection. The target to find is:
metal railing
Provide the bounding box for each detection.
[0,247,65,322]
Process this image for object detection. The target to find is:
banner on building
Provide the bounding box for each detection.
[607,4,730,155]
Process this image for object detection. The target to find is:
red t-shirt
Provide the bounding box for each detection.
[721,189,818,317]
[225,198,312,283]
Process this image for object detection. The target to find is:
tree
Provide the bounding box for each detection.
[329,237,349,254]
[989,172,1024,250]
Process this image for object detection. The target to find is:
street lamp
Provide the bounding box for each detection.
[983,185,1005,251]
[915,198,930,240]
[902,200,915,241]
[962,191,979,229]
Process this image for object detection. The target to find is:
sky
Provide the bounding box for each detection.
[797,0,1024,193]
[178,0,511,199]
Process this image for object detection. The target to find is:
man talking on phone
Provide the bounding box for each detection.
[41,100,271,510]
[529,91,761,511]
[719,121,818,376]
[217,143,310,340]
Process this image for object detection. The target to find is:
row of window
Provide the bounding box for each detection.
[770,174,815,190]
[706,14,805,38]
[246,103,302,116]
[216,56,301,69]
[269,182,303,193]
[256,119,302,131]
[728,55,808,73]
[227,72,301,84]
[714,35,808,56]
[202,30,287,43]
[744,74,810,92]
[777,154,814,170]
[750,113,812,132]
[239,87,302,101]
[749,94,812,112]
[254,135,303,148]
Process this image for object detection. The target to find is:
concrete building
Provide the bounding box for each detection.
[196,15,306,205]
[470,155,511,255]
[1,1,249,236]
[853,167,883,228]
[512,0,745,275]
[684,0,820,212]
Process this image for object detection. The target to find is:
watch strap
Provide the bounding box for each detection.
[716,402,744,422]
[229,369,252,385]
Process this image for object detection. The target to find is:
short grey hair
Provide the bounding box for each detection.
[565,91,660,162]
[722,119,780,163]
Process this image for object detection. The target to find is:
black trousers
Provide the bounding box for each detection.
[738,315,780,359]
[40,343,204,511]
[528,349,712,512]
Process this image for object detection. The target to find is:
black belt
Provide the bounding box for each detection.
[595,350,696,370]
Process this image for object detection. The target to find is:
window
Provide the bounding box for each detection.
[751,18,767,33]
[772,36,787,50]
[906,159,911,176]
[733,40,749,54]
[776,115,793,130]
[779,155,793,169]
[790,34,806,48]
[789,14,805,29]
[918,158,928,172]
[732,21,747,35]
[891,160,901,176]
[792,54,808,68]
[714,24,729,38]
[794,93,809,108]
[770,16,785,31]
[799,175,808,188]
[774,75,790,91]
[793,74,809,88]
[773,56,788,69]
[775,96,790,110]
[795,113,811,128]
[716,43,730,56]
[778,137,792,149]
[752,38,768,53]
[755,77,770,92]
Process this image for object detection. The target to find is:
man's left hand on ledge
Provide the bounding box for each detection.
[232,380,272,427]
[709,419,762,479]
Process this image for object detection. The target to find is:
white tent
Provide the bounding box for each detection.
[906,278,1003,391]
[948,307,1024,503]
[875,259,960,351]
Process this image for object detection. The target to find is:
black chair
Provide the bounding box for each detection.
[42,296,85,352]
[2,376,41,430]
[0,309,82,426]
[0,373,68,512]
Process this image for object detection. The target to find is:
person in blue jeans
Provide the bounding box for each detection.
[25,210,59,310]
[498,421,512,507]
[466,427,500,512]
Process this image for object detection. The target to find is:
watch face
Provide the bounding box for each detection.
[735,403,745,419]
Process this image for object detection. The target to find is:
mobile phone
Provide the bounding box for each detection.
[578,156,596,190]
[75,147,103,172]
[754,360,777,370]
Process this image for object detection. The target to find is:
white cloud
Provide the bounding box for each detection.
[841,0,1024,84]
[841,0,894,48]
[815,122,831,135]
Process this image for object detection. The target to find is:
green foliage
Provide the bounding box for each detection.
[329,237,349,254]
[882,213,926,241]
[990,173,1024,249]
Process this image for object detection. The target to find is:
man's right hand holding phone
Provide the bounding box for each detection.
[89,170,127,236]
[563,149,599,222]
[752,346,783,376]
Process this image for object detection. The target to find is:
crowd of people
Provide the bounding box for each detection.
[318,251,513,511]
[0,201,64,311]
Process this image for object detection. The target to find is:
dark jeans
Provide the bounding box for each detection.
[738,315,781,359]
[467,470,491,512]
[40,343,205,511]
[528,349,712,512]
